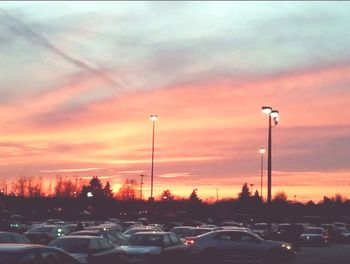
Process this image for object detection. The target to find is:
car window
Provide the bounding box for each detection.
[169,233,182,245]
[98,238,113,250]
[19,253,41,264]
[40,251,79,264]
[241,233,255,242]
[215,233,231,241]
[89,239,100,251]
[229,232,244,241]
[41,251,61,264]
[14,234,31,243]
[163,235,171,247]
[106,233,117,243]
[0,233,15,243]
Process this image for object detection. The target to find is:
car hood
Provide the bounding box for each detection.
[264,240,291,248]
[120,246,161,255]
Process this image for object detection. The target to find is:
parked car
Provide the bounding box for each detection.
[186,230,295,264]
[120,232,188,264]
[300,227,329,246]
[334,227,350,243]
[275,223,305,246]
[0,244,81,264]
[250,223,270,238]
[48,236,122,264]
[24,225,68,244]
[0,232,32,244]
[320,224,338,240]
[69,230,127,246]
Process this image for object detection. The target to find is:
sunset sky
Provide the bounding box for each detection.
[0,1,350,202]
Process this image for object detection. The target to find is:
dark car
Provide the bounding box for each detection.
[0,232,32,244]
[300,227,329,246]
[48,236,122,264]
[120,232,188,264]
[186,230,295,264]
[69,230,127,246]
[24,225,67,245]
[0,244,81,264]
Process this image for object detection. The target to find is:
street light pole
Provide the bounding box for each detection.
[261,107,279,204]
[140,174,145,200]
[267,114,272,203]
[259,148,265,199]
[150,115,158,201]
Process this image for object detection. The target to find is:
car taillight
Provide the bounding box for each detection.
[185,239,195,245]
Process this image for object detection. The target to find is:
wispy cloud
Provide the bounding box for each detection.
[40,167,102,173]
[158,172,191,178]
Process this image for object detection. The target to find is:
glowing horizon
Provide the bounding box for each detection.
[0,2,350,202]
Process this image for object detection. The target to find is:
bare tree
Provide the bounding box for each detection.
[117,179,138,200]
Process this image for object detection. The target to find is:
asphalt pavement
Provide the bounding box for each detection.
[295,244,350,264]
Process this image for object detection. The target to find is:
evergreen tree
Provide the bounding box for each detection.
[238,183,251,200]
[189,189,201,202]
[103,181,114,198]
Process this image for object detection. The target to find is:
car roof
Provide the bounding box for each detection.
[132,232,170,236]
[55,235,99,239]
[0,244,44,252]
[71,230,103,234]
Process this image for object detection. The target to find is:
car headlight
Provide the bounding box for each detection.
[282,244,292,250]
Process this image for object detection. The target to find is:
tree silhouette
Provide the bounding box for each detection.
[189,189,201,202]
[103,181,114,198]
[160,189,174,201]
[238,183,251,200]
[273,191,288,202]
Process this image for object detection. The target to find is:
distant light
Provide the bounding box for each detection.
[150,115,158,122]
[270,110,279,118]
[259,148,266,154]
[87,192,93,198]
[261,106,272,115]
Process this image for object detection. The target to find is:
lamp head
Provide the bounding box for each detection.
[270,110,279,118]
[150,115,158,122]
[259,148,266,154]
[261,106,272,115]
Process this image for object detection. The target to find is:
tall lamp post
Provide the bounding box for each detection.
[150,115,158,201]
[261,106,279,204]
[259,148,265,199]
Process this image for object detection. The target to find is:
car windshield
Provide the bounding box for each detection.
[49,238,89,253]
[305,228,323,234]
[129,234,163,247]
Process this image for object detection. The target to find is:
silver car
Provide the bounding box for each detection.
[186,230,295,263]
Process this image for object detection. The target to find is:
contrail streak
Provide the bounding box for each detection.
[0,8,125,88]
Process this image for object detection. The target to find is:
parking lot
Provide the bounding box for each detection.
[295,244,350,264]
